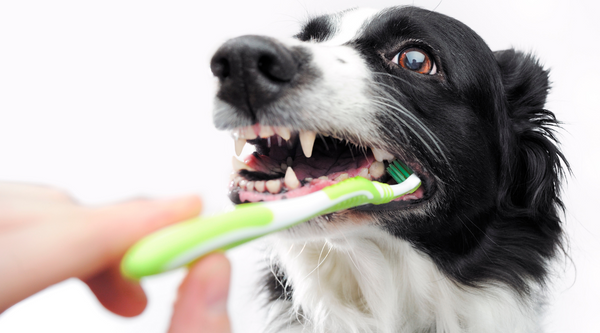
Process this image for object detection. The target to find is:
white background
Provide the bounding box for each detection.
[0,0,598,332]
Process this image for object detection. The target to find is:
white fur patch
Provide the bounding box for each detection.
[265,224,541,333]
[270,36,383,146]
[321,8,378,46]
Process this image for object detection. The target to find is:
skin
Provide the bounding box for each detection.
[0,182,231,333]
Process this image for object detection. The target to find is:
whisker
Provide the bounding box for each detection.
[318,133,329,150]
[333,224,367,280]
[293,242,308,260]
[301,242,333,282]
[367,78,452,168]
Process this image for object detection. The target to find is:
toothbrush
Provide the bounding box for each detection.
[120,160,420,279]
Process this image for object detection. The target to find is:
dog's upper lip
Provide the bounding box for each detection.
[231,124,392,162]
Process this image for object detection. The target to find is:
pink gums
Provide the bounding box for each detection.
[238,178,335,202]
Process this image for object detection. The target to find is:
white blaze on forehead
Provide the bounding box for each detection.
[323,8,379,46]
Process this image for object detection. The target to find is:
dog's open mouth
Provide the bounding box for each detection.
[228,125,426,208]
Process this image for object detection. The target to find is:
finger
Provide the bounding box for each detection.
[168,253,231,333]
[0,182,74,203]
[83,262,147,317]
[0,195,202,312]
[76,195,203,280]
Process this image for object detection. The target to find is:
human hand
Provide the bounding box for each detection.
[0,182,231,332]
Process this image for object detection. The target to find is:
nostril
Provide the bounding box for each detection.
[257,55,275,80]
[257,54,294,82]
[211,57,230,79]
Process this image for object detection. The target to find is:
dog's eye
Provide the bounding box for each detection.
[393,48,437,75]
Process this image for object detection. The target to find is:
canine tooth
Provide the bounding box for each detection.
[372,148,394,162]
[255,181,266,192]
[247,181,254,191]
[334,173,349,182]
[231,128,242,140]
[358,168,369,179]
[266,179,282,194]
[234,138,246,156]
[274,127,291,140]
[259,126,275,138]
[241,126,257,140]
[284,167,300,190]
[299,131,316,158]
[232,157,255,172]
[369,161,385,179]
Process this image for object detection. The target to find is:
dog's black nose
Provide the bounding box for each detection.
[210,35,298,117]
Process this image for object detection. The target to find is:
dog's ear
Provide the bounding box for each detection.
[494,49,568,219]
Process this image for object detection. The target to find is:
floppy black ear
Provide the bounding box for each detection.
[494,49,568,219]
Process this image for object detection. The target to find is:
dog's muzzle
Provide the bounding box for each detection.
[210,35,298,119]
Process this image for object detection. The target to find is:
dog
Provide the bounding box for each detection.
[210,6,567,333]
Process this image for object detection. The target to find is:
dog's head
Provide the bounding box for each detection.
[211,6,566,291]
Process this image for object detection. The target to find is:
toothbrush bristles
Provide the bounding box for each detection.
[386,160,413,183]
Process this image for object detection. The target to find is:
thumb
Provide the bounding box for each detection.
[168,253,232,333]
[81,195,202,317]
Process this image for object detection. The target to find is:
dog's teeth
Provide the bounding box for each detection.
[234,138,246,156]
[241,126,257,140]
[231,128,242,140]
[255,180,266,192]
[372,148,394,162]
[299,131,316,158]
[259,126,274,138]
[284,167,300,190]
[318,176,328,180]
[239,179,248,189]
[369,161,385,179]
[274,127,291,140]
[358,168,369,179]
[334,173,349,182]
[232,157,255,172]
[266,179,282,194]
[246,181,254,191]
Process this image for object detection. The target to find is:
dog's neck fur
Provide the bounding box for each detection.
[266,225,541,333]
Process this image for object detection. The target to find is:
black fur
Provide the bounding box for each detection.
[212,6,568,326]
[269,6,566,300]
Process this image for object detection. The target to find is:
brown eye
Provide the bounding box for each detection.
[393,48,437,75]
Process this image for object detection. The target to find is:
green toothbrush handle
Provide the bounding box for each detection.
[121,175,420,279]
[121,202,274,279]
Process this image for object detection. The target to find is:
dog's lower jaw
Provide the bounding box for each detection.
[265,225,542,333]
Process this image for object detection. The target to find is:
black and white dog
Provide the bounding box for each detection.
[210,6,567,333]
